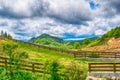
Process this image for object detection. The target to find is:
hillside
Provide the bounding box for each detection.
[85,26,120,51]
[29,33,64,45]
[29,33,74,49]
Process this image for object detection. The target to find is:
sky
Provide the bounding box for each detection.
[0,0,120,41]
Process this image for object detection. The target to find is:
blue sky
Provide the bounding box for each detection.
[0,0,120,41]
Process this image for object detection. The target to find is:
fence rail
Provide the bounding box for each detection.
[88,62,120,73]
[74,51,120,59]
[12,39,120,59]
[0,56,43,73]
[11,39,75,54]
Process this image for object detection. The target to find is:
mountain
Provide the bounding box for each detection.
[29,33,64,46]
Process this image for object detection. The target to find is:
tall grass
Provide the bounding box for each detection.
[42,59,85,80]
[0,67,37,80]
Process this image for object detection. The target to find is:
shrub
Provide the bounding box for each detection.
[1,43,30,80]
[74,42,81,49]
[43,59,62,80]
[63,61,85,80]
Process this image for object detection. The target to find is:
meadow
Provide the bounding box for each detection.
[0,38,117,80]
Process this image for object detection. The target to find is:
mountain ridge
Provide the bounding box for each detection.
[29,33,64,46]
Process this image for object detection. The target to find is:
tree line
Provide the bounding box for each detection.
[0,30,12,39]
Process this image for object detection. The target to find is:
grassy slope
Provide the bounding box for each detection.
[29,34,73,49]
[0,38,118,79]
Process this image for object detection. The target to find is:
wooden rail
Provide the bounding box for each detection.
[88,62,120,73]
[0,56,43,73]
[74,51,120,59]
[12,39,120,58]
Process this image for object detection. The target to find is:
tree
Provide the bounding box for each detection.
[7,34,12,39]
[83,38,91,45]
[4,32,8,38]
[74,42,81,49]
[1,30,4,36]
[0,31,12,39]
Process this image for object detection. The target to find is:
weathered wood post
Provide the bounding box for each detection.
[88,63,91,73]
[5,58,7,66]
[84,52,86,58]
[32,63,35,72]
[74,52,76,58]
[115,52,117,59]
[113,63,116,73]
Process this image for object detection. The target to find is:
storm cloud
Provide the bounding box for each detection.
[0,0,120,40]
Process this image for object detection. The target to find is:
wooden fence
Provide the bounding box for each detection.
[74,51,120,59]
[0,56,43,73]
[88,62,120,73]
[11,38,120,59]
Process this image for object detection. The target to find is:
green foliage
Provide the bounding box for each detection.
[42,60,85,80]
[83,38,91,45]
[105,26,120,38]
[42,59,62,80]
[0,68,7,80]
[7,34,13,39]
[2,43,29,80]
[89,53,99,58]
[0,67,36,80]
[74,42,81,49]
[49,60,61,80]
[64,62,85,80]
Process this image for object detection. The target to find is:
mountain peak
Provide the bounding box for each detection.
[29,33,64,46]
[38,33,51,38]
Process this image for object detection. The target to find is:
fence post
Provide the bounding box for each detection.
[32,63,35,72]
[74,52,76,58]
[4,58,7,66]
[85,52,87,58]
[115,53,117,59]
[113,63,116,73]
[88,63,91,73]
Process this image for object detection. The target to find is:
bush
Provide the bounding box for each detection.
[74,42,81,49]
[63,62,85,80]
[0,67,36,80]
[1,43,30,80]
[43,59,62,80]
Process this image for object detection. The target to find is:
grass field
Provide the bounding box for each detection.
[0,38,117,80]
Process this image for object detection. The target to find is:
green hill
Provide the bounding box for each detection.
[29,33,64,46]
[87,26,120,47]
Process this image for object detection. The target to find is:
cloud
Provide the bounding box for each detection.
[0,0,120,41]
[46,0,93,24]
[0,0,93,24]
[94,0,120,18]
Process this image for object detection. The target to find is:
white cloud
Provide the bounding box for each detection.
[95,29,106,35]
[0,0,120,41]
